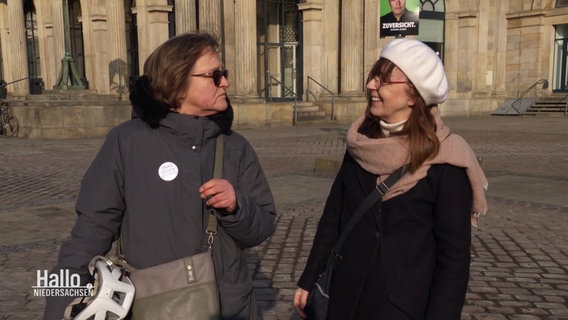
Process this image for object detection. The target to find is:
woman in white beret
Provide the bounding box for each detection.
[294,38,488,319]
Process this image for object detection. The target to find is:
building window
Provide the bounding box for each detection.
[420,0,445,11]
[257,0,301,102]
[127,0,139,90]
[167,0,175,38]
[557,0,568,7]
[418,0,445,60]
[553,25,568,92]
[24,0,40,79]
[69,0,85,82]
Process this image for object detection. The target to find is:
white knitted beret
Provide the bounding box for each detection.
[379,38,448,106]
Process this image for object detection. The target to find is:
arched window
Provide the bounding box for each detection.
[418,0,445,60]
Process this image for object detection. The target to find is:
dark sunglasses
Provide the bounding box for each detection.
[191,69,229,87]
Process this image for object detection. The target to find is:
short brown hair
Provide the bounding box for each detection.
[143,31,220,109]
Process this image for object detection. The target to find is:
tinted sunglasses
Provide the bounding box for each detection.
[191,69,229,87]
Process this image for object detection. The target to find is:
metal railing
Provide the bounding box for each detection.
[266,74,299,122]
[306,76,335,121]
[268,75,297,100]
[510,79,549,114]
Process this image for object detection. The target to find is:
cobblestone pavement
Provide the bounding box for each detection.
[0,115,567,319]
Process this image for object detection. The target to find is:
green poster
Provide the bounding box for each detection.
[380,0,420,38]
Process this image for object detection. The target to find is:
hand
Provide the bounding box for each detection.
[199,179,237,213]
[293,287,309,319]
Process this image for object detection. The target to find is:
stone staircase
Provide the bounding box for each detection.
[6,90,129,107]
[524,97,567,116]
[293,101,331,124]
[492,95,568,116]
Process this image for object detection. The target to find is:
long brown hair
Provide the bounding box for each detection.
[359,58,440,173]
[143,31,219,109]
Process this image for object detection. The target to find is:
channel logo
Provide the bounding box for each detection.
[32,269,94,297]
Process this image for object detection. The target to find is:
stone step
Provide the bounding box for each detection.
[296,110,326,117]
[526,102,566,114]
[6,99,128,107]
[295,105,320,113]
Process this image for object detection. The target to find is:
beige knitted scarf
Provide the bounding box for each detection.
[346,107,488,226]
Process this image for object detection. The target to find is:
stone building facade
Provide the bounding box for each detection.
[0,0,567,137]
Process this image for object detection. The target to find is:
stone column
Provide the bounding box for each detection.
[222,0,236,92]
[198,0,221,38]
[444,12,459,99]
[340,1,364,95]
[0,5,9,82]
[298,1,323,99]
[234,0,257,99]
[88,5,106,93]
[363,0,380,73]
[176,0,197,34]
[321,1,340,93]
[456,14,477,94]
[52,0,66,76]
[7,0,29,95]
[107,0,129,93]
[134,0,172,71]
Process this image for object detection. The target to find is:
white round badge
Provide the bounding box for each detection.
[158,162,179,181]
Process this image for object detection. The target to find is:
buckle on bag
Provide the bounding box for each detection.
[375,182,389,196]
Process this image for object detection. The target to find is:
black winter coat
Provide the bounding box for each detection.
[298,152,472,320]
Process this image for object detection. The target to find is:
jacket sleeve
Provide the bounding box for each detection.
[215,137,276,248]
[296,151,349,290]
[43,129,125,320]
[425,165,472,320]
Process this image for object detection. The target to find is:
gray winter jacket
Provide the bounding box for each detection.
[44,110,276,319]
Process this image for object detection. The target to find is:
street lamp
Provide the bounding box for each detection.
[54,0,85,90]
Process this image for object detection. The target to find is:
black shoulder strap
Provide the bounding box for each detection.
[205,134,224,250]
[330,164,409,263]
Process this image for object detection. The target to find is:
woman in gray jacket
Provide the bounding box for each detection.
[44,31,276,320]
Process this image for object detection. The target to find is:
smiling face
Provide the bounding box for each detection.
[177,49,229,116]
[366,65,415,124]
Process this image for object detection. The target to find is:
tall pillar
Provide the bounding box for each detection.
[363,0,380,73]
[0,4,9,81]
[7,0,28,94]
[198,0,221,37]
[340,1,364,95]
[176,0,197,34]
[31,0,55,90]
[107,0,129,93]
[298,1,323,99]
[234,1,257,98]
[52,0,65,73]
[134,0,171,71]
[321,1,340,94]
